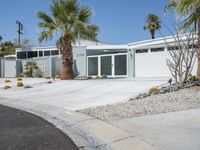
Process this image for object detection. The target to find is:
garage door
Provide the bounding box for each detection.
[135,49,171,77]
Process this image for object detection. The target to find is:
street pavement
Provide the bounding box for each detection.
[0,104,79,150]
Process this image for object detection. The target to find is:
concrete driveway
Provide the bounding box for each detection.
[0,77,167,110]
[112,109,200,150]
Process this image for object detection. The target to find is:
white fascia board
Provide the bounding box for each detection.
[16,46,58,52]
[128,34,197,49]
[86,45,128,50]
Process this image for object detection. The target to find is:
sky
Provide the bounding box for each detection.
[0,0,176,46]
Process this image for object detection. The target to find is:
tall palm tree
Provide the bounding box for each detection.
[144,14,161,39]
[165,0,200,76]
[37,0,99,79]
[0,35,2,43]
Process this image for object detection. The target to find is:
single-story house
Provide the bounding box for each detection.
[1,36,197,78]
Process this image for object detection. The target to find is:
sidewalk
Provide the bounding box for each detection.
[0,97,158,150]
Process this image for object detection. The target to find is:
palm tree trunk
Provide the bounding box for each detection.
[60,34,74,80]
[196,19,200,77]
[150,30,155,39]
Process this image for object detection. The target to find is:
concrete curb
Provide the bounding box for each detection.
[0,97,159,150]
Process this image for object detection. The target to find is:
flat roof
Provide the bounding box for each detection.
[16,34,197,52]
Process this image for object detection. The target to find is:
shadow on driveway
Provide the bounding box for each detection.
[0,105,79,150]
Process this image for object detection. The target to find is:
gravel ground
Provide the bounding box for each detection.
[79,86,200,122]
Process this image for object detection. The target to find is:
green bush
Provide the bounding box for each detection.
[86,76,92,79]
[4,85,11,90]
[101,74,108,79]
[45,76,51,79]
[17,82,24,87]
[4,80,11,83]
[96,76,101,79]
[187,75,198,81]
[55,75,60,79]
[148,86,160,94]
[17,77,23,81]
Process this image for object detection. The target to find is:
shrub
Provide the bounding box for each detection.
[96,76,101,79]
[148,86,160,94]
[4,85,11,90]
[187,75,198,81]
[86,76,92,79]
[45,76,51,79]
[101,74,108,79]
[17,77,23,81]
[17,82,24,87]
[4,80,11,83]
[55,75,60,79]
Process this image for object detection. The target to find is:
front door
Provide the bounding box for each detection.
[87,53,127,77]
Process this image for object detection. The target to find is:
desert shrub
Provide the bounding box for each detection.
[86,76,92,79]
[4,85,11,90]
[187,75,198,81]
[55,75,60,79]
[4,80,11,83]
[17,82,24,87]
[148,86,160,94]
[101,74,108,79]
[96,76,101,79]
[45,76,51,79]
[17,77,23,81]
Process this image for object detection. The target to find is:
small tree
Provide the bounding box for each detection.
[144,14,161,39]
[162,26,197,84]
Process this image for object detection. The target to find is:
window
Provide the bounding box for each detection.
[188,44,197,49]
[44,51,50,56]
[167,46,179,51]
[51,50,59,56]
[17,52,27,59]
[151,47,164,52]
[39,51,43,57]
[27,51,38,58]
[135,49,148,53]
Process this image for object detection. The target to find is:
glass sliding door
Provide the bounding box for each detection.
[101,56,112,76]
[88,57,98,76]
[114,55,127,76]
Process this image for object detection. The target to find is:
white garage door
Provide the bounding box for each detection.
[135,49,171,77]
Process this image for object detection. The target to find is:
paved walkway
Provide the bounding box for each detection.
[112,109,200,150]
[0,78,167,110]
[0,104,78,150]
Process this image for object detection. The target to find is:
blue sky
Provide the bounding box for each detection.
[0,0,175,46]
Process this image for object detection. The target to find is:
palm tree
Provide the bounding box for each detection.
[24,61,41,77]
[37,0,99,79]
[144,14,161,39]
[0,35,2,43]
[165,0,200,76]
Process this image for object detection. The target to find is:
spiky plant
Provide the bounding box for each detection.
[24,61,41,77]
